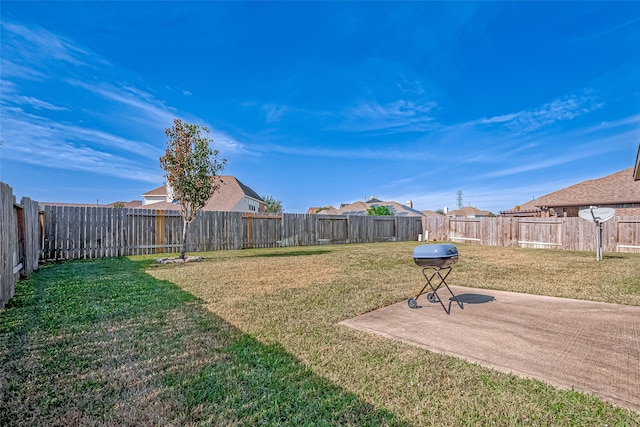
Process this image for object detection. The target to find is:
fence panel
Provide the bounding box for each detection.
[0,182,18,309]
[243,214,282,249]
[317,216,349,244]
[373,217,396,242]
[281,214,317,247]
[517,220,563,249]
[346,216,369,244]
[20,197,40,277]
[1,183,40,309]
[396,217,423,242]
[615,217,640,253]
[449,218,482,245]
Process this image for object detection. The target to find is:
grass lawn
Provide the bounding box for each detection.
[1,242,639,426]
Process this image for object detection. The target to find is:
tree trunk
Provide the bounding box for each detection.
[180,219,189,259]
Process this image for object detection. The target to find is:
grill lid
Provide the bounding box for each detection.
[412,243,458,259]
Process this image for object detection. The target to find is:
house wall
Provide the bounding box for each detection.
[542,204,640,218]
[142,196,166,206]
[232,197,263,213]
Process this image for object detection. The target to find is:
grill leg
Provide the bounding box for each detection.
[412,266,462,314]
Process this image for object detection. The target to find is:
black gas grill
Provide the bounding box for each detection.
[408,243,463,314]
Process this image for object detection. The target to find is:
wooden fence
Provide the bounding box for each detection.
[40,207,424,260]
[422,216,640,254]
[40,206,640,262]
[0,182,41,309]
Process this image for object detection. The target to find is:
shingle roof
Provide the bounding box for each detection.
[422,210,445,217]
[142,185,166,197]
[317,199,424,217]
[448,206,492,217]
[535,167,640,207]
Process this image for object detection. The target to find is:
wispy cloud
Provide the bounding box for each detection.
[1,113,160,183]
[1,21,102,75]
[261,103,289,124]
[19,96,68,111]
[1,19,246,180]
[344,99,438,132]
[69,79,178,125]
[256,141,419,161]
[473,93,603,133]
[479,150,598,179]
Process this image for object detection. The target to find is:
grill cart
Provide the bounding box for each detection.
[408,243,463,314]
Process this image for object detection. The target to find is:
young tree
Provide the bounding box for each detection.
[366,205,393,216]
[160,119,226,259]
[262,195,284,213]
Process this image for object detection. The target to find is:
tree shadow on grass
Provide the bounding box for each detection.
[0,257,409,427]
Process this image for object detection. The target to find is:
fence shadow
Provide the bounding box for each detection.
[0,257,410,426]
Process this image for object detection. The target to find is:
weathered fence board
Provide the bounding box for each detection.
[1,183,41,309]
[419,216,640,255]
[39,209,431,260]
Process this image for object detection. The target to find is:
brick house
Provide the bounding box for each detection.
[535,167,640,217]
[141,175,265,213]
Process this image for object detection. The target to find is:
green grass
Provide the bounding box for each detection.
[0,257,401,426]
[1,242,639,426]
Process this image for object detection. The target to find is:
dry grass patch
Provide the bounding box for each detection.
[147,242,640,425]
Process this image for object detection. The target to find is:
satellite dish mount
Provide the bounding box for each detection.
[578,206,615,261]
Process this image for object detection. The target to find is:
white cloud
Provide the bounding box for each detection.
[344,99,438,132]
[262,104,289,124]
[20,96,68,111]
[1,21,103,71]
[474,93,603,133]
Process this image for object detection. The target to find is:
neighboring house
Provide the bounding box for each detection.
[447,206,493,218]
[315,196,424,217]
[422,210,445,217]
[500,198,542,217]
[141,175,265,213]
[535,167,640,217]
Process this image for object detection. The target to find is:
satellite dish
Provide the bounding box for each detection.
[578,206,615,223]
[578,206,615,261]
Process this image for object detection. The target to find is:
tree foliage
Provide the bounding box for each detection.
[262,195,284,213]
[366,205,393,216]
[160,118,226,258]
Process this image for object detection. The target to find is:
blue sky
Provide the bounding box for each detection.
[1,2,639,214]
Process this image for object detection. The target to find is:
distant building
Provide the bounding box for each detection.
[314,196,424,217]
[141,175,265,213]
[535,167,640,217]
[503,167,640,217]
[447,206,493,218]
[499,199,542,218]
[422,210,445,217]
